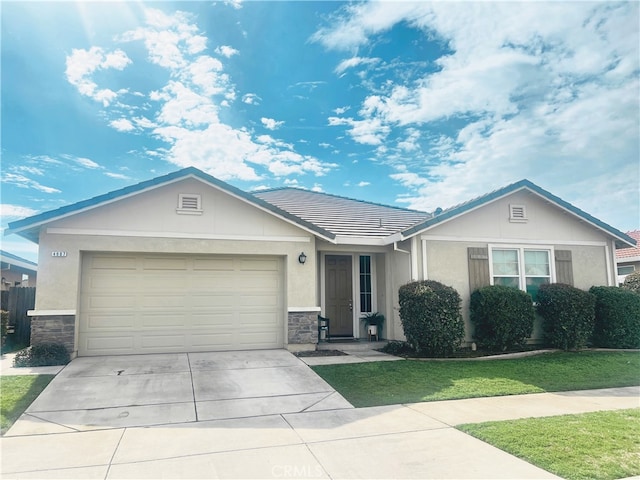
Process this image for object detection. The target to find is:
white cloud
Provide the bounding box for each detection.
[316,1,639,231]
[215,45,239,58]
[357,181,370,187]
[105,172,131,180]
[110,118,136,132]
[65,47,131,106]
[261,117,284,130]
[242,93,261,105]
[335,56,380,75]
[1,204,38,218]
[223,0,243,9]
[2,173,61,194]
[333,106,350,115]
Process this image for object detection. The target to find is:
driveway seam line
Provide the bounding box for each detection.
[300,391,335,413]
[16,413,82,434]
[104,428,127,480]
[186,353,199,422]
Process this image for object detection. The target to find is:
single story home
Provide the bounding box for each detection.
[5,167,636,357]
[1,250,37,291]
[615,230,640,285]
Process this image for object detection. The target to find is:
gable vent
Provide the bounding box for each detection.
[509,204,527,223]
[177,194,203,215]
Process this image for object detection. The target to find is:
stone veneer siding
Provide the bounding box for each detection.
[288,311,319,344]
[31,315,75,353]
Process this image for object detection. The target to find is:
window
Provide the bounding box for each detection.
[176,194,202,215]
[491,247,552,301]
[359,255,372,313]
[617,265,635,276]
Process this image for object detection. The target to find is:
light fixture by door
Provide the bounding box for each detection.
[298,252,307,264]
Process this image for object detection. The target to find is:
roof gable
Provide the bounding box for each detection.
[402,179,636,249]
[5,167,335,243]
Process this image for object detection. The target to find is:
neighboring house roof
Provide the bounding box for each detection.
[254,188,430,240]
[0,250,38,273]
[402,179,636,249]
[615,230,640,262]
[5,167,336,243]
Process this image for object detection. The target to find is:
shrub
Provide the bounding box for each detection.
[470,285,535,351]
[13,343,70,367]
[622,271,640,294]
[1,310,8,345]
[536,283,595,350]
[380,340,415,356]
[398,280,465,357]
[590,286,640,348]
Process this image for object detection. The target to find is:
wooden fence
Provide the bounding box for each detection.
[6,287,35,346]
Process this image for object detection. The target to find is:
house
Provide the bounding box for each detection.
[615,230,640,284]
[5,167,636,357]
[1,250,37,291]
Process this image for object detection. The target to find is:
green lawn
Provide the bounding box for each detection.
[311,351,640,407]
[458,408,640,480]
[1,375,54,435]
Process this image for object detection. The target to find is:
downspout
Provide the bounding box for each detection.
[393,241,410,254]
[421,238,428,280]
[411,237,419,281]
[605,240,614,286]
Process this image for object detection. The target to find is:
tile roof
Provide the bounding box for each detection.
[616,230,640,260]
[254,188,430,239]
[402,179,636,249]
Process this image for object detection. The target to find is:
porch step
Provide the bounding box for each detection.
[317,339,388,353]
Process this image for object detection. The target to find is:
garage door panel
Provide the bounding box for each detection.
[86,314,136,329]
[80,253,284,356]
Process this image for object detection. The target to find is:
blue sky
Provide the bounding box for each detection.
[2,1,639,262]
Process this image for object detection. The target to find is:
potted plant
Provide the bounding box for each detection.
[360,312,385,340]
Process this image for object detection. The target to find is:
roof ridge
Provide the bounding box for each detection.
[254,186,430,215]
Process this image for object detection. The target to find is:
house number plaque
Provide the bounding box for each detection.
[51,251,67,257]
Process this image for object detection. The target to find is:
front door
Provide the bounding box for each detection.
[325,255,353,336]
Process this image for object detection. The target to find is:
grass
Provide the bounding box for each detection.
[311,351,640,407]
[1,375,54,435]
[458,409,640,480]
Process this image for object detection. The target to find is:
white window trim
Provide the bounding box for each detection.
[176,194,203,215]
[488,244,556,293]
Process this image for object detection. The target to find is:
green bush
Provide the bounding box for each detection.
[536,283,595,350]
[590,286,640,348]
[380,340,415,356]
[13,343,70,367]
[1,310,8,343]
[470,285,535,351]
[398,280,464,357]
[622,270,640,294]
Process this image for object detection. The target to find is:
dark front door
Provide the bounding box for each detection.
[325,255,353,336]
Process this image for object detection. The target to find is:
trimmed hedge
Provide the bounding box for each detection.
[398,280,464,357]
[536,283,595,350]
[470,285,535,351]
[13,343,70,367]
[622,271,640,294]
[590,286,640,348]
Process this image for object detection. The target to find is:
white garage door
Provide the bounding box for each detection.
[79,253,284,356]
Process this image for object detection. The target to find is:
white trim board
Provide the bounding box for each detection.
[46,228,312,243]
[420,235,608,247]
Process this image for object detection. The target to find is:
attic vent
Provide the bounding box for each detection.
[509,204,527,223]
[177,194,203,215]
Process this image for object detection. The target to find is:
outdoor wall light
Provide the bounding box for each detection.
[298,252,307,264]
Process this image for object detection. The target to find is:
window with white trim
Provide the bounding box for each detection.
[359,255,372,313]
[490,247,552,301]
[176,194,203,215]
[617,265,635,276]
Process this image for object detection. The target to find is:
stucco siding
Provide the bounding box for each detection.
[426,190,609,243]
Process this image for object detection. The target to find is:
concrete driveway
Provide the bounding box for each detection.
[2,348,602,479]
[7,350,352,433]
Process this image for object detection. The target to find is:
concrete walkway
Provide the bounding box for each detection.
[1,350,638,479]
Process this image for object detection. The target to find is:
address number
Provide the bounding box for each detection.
[51,251,67,257]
